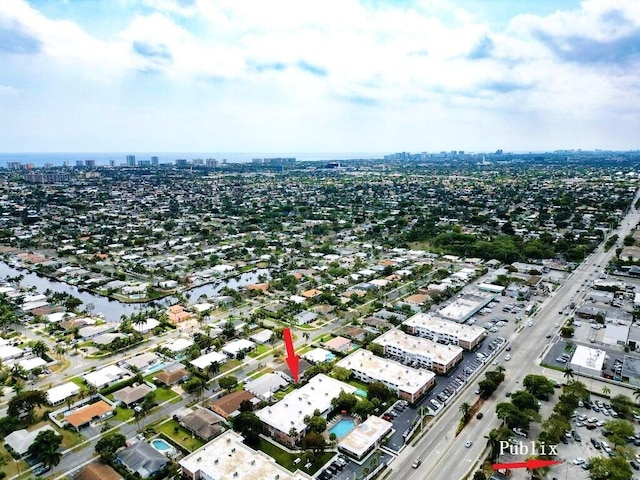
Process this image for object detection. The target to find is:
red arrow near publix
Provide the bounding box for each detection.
[283,328,299,383]
[493,459,562,471]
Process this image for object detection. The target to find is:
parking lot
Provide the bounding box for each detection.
[317,451,394,480]
[504,396,640,479]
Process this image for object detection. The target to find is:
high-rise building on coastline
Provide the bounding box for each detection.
[126,155,136,166]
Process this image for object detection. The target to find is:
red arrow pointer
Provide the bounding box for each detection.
[283,328,299,383]
[493,459,562,470]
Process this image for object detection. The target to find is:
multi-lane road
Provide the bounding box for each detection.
[389,190,640,480]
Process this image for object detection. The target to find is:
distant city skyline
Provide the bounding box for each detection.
[1,0,639,152]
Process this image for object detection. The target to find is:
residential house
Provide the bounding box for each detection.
[178,408,224,441]
[116,441,168,478]
[209,390,258,419]
[74,463,123,480]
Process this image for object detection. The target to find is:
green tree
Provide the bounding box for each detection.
[30,340,48,358]
[233,412,263,445]
[604,419,635,446]
[589,456,633,480]
[610,394,633,419]
[331,392,359,412]
[353,398,374,419]
[95,432,126,462]
[300,431,326,454]
[7,389,47,424]
[183,377,206,399]
[459,402,471,424]
[332,366,352,381]
[603,385,611,397]
[366,382,395,404]
[563,367,574,381]
[304,415,327,433]
[496,402,530,430]
[207,361,221,378]
[219,375,238,393]
[27,429,62,468]
[473,471,487,480]
[522,374,555,400]
[510,390,540,413]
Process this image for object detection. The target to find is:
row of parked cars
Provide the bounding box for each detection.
[318,455,348,480]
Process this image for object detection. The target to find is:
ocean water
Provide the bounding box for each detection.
[0,152,385,167]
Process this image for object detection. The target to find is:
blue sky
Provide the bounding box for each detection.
[0,0,639,153]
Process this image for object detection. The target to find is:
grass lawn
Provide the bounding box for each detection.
[312,334,332,343]
[155,419,205,452]
[247,367,273,380]
[154,387,179,403]
[220,359,242,374]
[112,406,135,422]
[253,438,335,474]
[273,384,295,401]
[0,444,28,478]
[70,376,85,387]
[248,344,272,358]
[297,345,313,355]
[25,421,84,449]
[346,378,370,392]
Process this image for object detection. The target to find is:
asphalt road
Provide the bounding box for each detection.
[388,189,640,480]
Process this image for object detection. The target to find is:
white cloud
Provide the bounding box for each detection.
[0,0,639,151]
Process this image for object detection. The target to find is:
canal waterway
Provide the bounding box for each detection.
[0,262,269,322]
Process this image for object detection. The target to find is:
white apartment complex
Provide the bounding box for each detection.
[403,313,487,350]
[180,430,312,480]
[256,374,356,446]
[373,330,463,374]
[335,350,435,403]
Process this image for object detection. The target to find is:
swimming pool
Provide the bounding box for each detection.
[355,389,367,398]
[146,362,166,374]
[329,419,355,439]
[151,438,173,453]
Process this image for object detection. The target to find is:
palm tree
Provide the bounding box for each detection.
[303,332,310,341]
[634,387,640,406]
[602,386,611,397]
[459,402,471,424]
[563,367,575,382]
[486,429,502,462]
[54,345,67,359]
[207,361,220,378]
[495,365,506,374]
[132,315,147,332]
[10,364,28,382]
[30,340,48,358]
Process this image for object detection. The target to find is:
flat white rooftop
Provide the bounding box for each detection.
[190,350,227,370]
[222,339,256,355]
[374,330,463,365]
[180,430,312,480]
[570,345,606,373]
[83,364,126,388]
[404,313,486,343]
[256,374,356,434]
[164,337,194,352]
[438,291,493,322]
[336,350,434,395]
[47,382,80,404]
[18,357,47,371]
[339,415,392,459]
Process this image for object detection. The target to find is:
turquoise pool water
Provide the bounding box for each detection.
[151,439,173,452]
[329,419,355,439]
[146,362,165,374]
[355,389,367,398]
